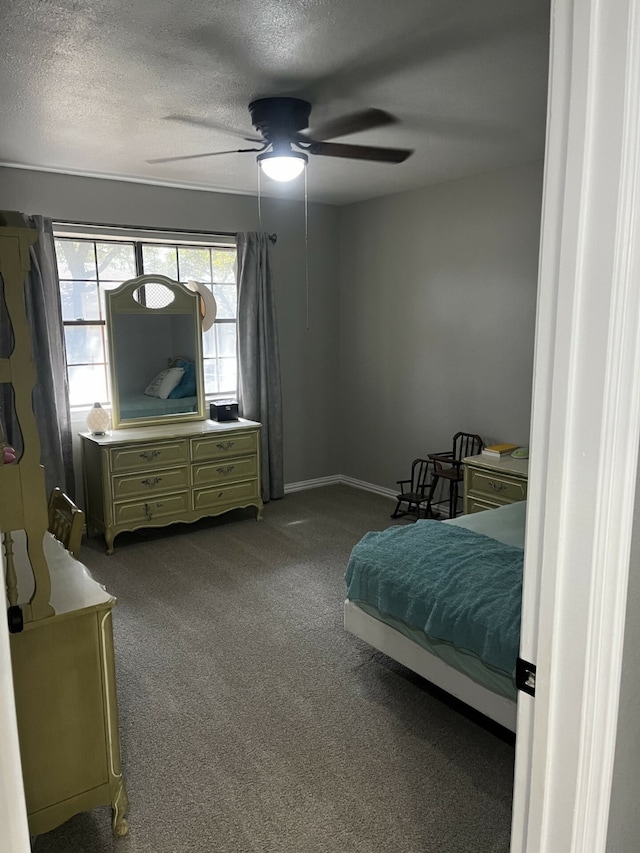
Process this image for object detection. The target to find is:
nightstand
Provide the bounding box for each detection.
[463,454,528,514]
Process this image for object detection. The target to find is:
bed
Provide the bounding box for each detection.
[118,392,198,420]
[344,501,526,731]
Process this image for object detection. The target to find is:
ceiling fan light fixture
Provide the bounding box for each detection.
[258,150,308,182]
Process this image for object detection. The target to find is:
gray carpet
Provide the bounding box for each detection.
[33,485,514,853]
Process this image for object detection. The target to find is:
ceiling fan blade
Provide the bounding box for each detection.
[147,147,263,165]
[309,141,412,163]
[299,108,396,142]
[163,114,262,143]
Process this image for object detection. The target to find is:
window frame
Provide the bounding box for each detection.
[52,224,237,410]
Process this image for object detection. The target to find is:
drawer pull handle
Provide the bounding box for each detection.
[141,476,163,488]
[216,440,235,451]
[218,491,224,498]
[143,502,163,520]
[139,450,160,461]
[487,480,507,492]
[216,465,235,475]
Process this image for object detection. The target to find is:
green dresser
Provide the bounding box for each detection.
[463,453,528,514]
[81,419,263,554]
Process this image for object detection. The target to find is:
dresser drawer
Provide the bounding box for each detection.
[193,479,259,512]
[112,492,190,526]
[190,431,257,463]
[111,467,190,501]
[192,456,258,488]
[465,496,503,514]
[110,440,189,473]
[467,468,527,504]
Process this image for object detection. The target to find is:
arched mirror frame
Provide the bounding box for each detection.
[106,274,206,430]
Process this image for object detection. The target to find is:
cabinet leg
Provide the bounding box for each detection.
[105,531,115,555]
[111,780,129,836]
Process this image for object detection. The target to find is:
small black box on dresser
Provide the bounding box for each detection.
[209,400,239,422]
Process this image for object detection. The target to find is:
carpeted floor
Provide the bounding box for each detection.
[33,485,514,853]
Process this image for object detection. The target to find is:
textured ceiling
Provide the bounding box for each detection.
[0,0,550,205]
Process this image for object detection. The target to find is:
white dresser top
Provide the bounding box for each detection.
[463,453,529,478]
[80,417,261,446]
[4,530,113,616]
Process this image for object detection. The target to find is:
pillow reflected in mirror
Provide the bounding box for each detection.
[168,359,197,399]
[144,367,184,399]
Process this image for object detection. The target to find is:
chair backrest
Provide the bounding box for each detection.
[451,432,484,463]
[410,458,432,490]
[47,487,84,559]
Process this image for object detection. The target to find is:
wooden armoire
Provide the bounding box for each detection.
[0,211,128,837]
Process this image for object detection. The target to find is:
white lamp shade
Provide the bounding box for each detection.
[86,402,110,434]
[259,152,307,182]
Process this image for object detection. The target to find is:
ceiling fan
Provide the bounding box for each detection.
[147,97,413,181]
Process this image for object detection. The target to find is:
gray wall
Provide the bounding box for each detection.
[0,167,341,488]
[338,160,543,493]
[2,161,543,495]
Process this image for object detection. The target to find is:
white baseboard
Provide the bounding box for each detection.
[284,475,396,501]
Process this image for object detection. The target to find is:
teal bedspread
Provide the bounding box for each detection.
[345,520,524,676]
[119,393,198,419]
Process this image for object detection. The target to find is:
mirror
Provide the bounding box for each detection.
[106,274,206,429]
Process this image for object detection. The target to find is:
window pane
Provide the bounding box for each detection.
[96,242,136,281]
[202,327,216,359]
[60,281,100,321]
[218,357,237,394]
[178,247,212,282]
[217,323,236,358]
[203,359,219,395]
[142,245,178,278]
[54,240,97,280]
[68,365,108,407]
[64,325,105,365]
[212,250,236,283]
[212,284,237,319]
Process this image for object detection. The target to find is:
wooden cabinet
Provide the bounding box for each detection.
[463,453,528,514]
[9,535,128,836]
[81,419,263,554]
[0,212,127,837]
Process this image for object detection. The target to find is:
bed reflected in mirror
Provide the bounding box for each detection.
[106,274,206,429]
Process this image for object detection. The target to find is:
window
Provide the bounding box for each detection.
[53,229,237,408]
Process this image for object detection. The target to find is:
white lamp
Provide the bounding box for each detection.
[86,402,110,435]
[258,150,308,182]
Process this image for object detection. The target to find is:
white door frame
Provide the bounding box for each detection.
[511,0,640,850]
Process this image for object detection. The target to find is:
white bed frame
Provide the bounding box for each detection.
[344,599,517,732]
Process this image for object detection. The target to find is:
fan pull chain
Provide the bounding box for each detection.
[305,166,309,331]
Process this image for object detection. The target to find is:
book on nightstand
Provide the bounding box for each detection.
[482,443,519,458]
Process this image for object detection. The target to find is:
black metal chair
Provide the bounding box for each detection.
[390,458,433,520]
[425,432,484,518]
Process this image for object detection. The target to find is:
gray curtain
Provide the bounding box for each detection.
[236,232,284,502]
[0,215,74,497]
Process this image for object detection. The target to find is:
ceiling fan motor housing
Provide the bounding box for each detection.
[249,97,312,141]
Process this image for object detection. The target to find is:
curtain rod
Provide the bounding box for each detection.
[53,218,277,243]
